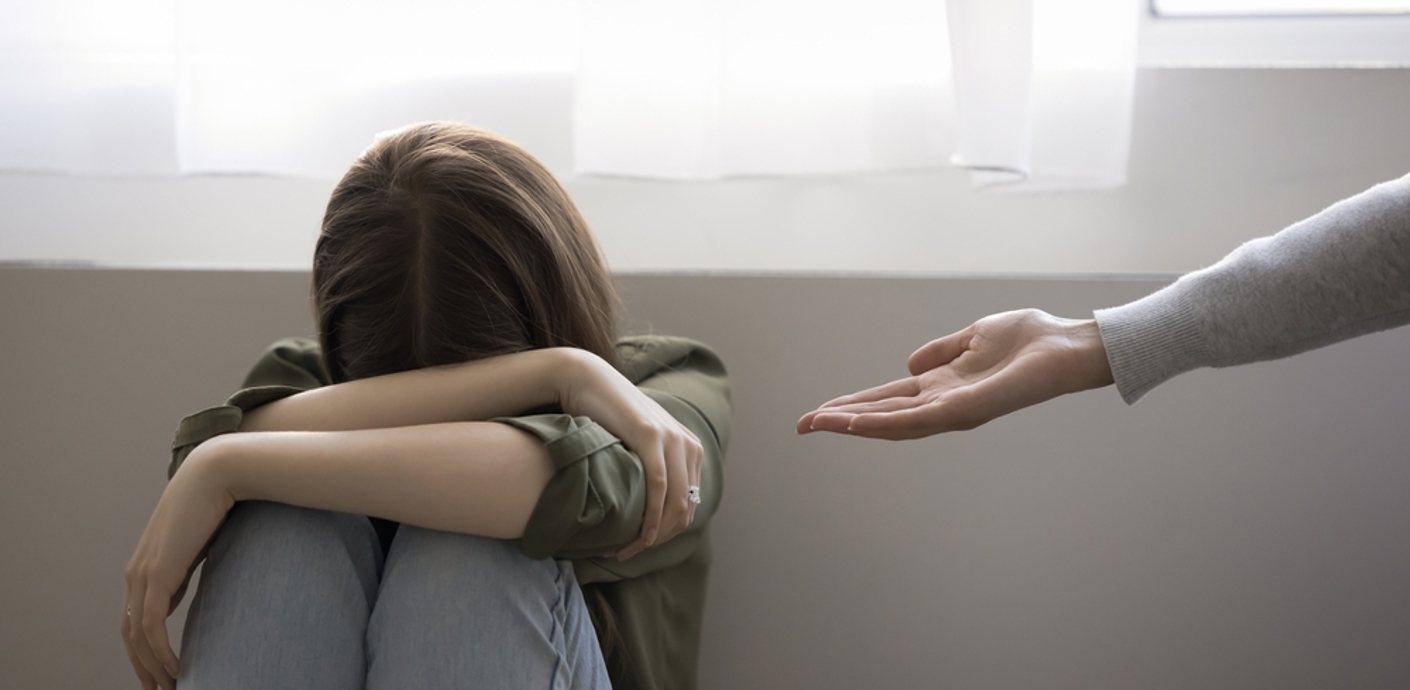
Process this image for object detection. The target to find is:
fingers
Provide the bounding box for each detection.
[817,377,921,410]
[818,395,923,417]
[803,397,922,434]
[807,386,987,439]
[125,591,175,690]
[672,425,703,529]
[799,319,989,435]
[908,327,975,376]
[143,587,181,682]
[798,377,922,434]
[122,610,159,690]
[126,558,179,690]
[804,411,857,434]
[844,405,973,439]
[686,436,702,527]
[809,406,966,441]
[617,432,667,561]
[616,423,702,561]
[660,432,691,538]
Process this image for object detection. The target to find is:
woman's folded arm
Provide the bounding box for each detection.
[169,335,724,560]
[239,346,585,433]
[193,422,555,539]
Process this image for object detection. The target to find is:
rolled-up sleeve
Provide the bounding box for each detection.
[503,336,731,584]
[496,415,647,561]
[170,338,330,477]
[168,384,309,478]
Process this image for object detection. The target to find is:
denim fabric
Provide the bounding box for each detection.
[178,501,610,690]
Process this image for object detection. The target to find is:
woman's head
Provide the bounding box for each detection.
[314,122,619,383]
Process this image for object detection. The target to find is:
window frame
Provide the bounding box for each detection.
[1138,0,1410,66]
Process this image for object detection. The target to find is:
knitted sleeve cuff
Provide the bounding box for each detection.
[1094,282,1213,405]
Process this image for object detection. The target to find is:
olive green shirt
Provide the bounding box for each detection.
[168,335,731,690]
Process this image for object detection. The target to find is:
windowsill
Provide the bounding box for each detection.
[1138,10,1410,67]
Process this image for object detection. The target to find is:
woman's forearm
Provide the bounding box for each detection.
[194,423,554,539]
[241,347,593,433]
[225,342,705,558]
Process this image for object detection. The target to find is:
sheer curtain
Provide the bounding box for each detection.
[948,0,1138,190]
[575,0,956,178]
[0,0,179,174]
[0,0,1139,190]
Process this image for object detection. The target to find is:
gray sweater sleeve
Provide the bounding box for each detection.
[1094,172,1410,404]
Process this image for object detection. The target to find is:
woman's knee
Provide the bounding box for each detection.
[205,501,382,604]
[373,526,579,638]
[179,502,381,689]
[367,528,606,689]
[215,500,370,550]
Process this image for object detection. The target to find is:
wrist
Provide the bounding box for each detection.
[179,434,240,509]
[450,347,572,417]
[1068,319,1115,390]
[548,347,608,411]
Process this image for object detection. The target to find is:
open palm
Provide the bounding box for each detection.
[797,310,1113,440]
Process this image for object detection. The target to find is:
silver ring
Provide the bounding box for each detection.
[687,485,701,505]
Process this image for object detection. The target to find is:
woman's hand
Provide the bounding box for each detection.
[123,441,235,689]
[797,310,1115,440]
[557,350,703,561]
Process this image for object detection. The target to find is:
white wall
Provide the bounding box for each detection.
[2,69,1409,275]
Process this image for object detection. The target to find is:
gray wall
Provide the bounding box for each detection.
[4,267,1410,689]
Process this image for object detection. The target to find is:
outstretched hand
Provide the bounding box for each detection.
[797,309,1114,440]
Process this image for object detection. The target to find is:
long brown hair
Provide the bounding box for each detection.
[313,121,624,662]
[314,121,618,382]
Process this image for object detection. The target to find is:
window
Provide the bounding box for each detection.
[1153,0,1410,16]
[1140,0,1410,66]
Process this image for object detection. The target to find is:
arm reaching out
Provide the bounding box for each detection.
[797,310,1114,440]
[799,173,1410,441]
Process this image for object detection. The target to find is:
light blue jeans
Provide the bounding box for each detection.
[177,501,611,690]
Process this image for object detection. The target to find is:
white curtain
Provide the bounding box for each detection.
[0,0,1139,190]
[0,0,179,174]
[575,0,955,178]
[947,0,1139,190]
